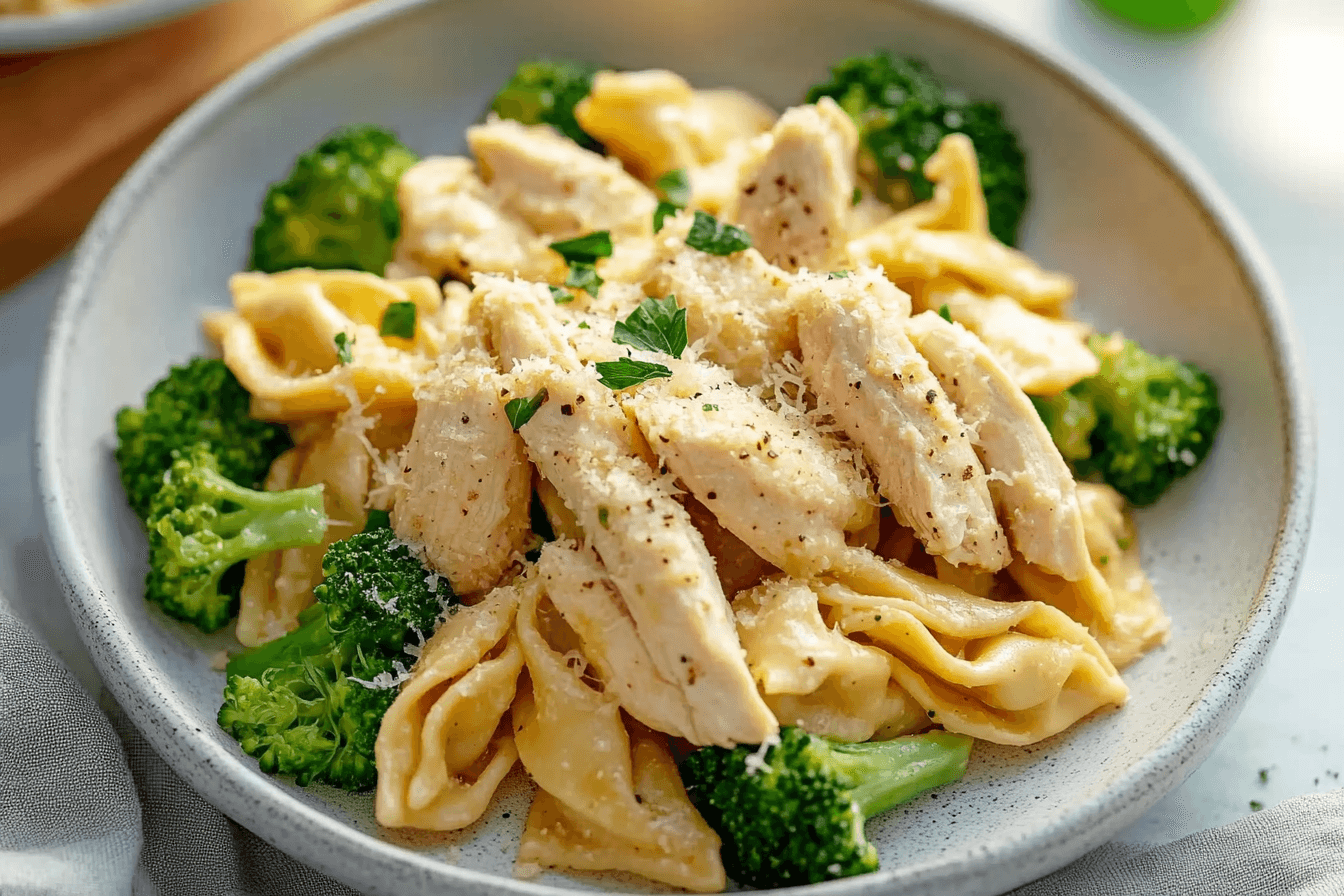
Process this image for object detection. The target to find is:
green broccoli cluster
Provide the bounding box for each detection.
[489,59,603,152]
[1034,334,1222,506]
[806,52,1028,246]
[249,124,419,275]
[680,727,972,888]
[114,357,291,520]
[218,524,457,791]
[114,359,316,632]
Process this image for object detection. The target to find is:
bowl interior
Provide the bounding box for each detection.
[39,0,1305,894]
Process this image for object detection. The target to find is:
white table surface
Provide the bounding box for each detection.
[2,0,1340,867]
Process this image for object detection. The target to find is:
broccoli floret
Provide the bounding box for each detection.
[249,124,419,274]
[806,52,1028,245]
[1034,334,1222,506]
[114,357,291,521]
[144,444,326,632]
[218,526,457,791]
[680,727,972,888]
[489,59,603,152]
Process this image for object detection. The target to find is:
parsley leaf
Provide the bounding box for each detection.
[379,301,417,339]
[549,285,575,304]
[851,186,862,206]
[505,388,548,430]
[550,231,613,265]
[334,332,354,365]
[686,210,752,256]
[656,168,691,207]
[577,321,590,329]
[595,358,672,390]
[827,270,850,280]
[612,296,687,359]
[565,262,603,296]
[938,303,953,322]
[703,403,719,412]
[653,200,680,234]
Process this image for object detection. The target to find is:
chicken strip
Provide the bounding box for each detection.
[794,268,1008,570]
[625,360,875,578]
[906,311,1090,581]
[484,283,777,747]
[389,156,565,283]
[731,97,858,273]
[924,280,1099,395]
[643,212,798,386]
[537,542,697,740]
[390,354,533,595]
[468,118,657,241]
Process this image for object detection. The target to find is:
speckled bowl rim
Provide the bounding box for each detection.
[35,1,1316,893]
[0,0,222,53]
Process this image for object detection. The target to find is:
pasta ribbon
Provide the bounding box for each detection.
[203,270,443,422]
[513,564,725,892]
[375,581,524,831]
[847,135,1075,314]
[1010,482,1171,669]
[734,578,926,743]
[821,549,1128,745]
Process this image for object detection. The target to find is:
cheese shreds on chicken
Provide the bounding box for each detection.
[485,284,777,747]
[574,69,776,185]
[644,214,798,386]
[537,542,697,740]
[794,268,1008,571]
[732,97,858,273]
[906,311,1091,581]
[391,355,532,595]
[925,281,1099,395]
[468,118,657,241]
[626,360,875,578]
[389,156,566,283]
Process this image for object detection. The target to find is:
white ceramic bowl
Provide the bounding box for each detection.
[0,0,221,52]
[36,1,1314,893]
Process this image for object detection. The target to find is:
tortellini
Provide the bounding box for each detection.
[375,581,524,831]
[204,269,444,422]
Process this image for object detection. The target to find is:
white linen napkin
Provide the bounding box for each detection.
[3,595,1342,896]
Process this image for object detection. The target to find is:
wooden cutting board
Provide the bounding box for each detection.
[0,0,368,292]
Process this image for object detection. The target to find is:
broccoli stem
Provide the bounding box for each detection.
[841,731,973,817]
[226,605,333,681]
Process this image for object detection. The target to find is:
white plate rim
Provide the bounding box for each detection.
[34,1,1317,893]
[0,0,221,53]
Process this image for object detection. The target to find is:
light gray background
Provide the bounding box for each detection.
[2,0,1339,866]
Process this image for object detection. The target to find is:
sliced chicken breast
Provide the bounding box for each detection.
[793,268,1008,570]
[391,355,533,595]
[906,311,1090,581]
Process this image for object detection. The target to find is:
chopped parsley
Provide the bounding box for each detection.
[938,303,953,323]
[549,285,575,304]
[595,358,672,390]
[656,168,692,207]
[597,506,610,529]
[1117,536,1133,550]
[334,332,354,365]
[1098,555,1110,566]
[1249,800,1264,812]
[653,168,691,233]
[550,231,613,264]
[686,210,752,256]
[1258,768,1270,784]
[577,321,591,329]
[612,296,687,359]
[379,301,417,339]
[653,201,680,234]
[565,262,603,296]
[703,403,719,412]
[505,388,548,430]
[827,270,850,280]
[851,186,862,206]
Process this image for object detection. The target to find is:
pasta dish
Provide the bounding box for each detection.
[112,55,1221,891]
